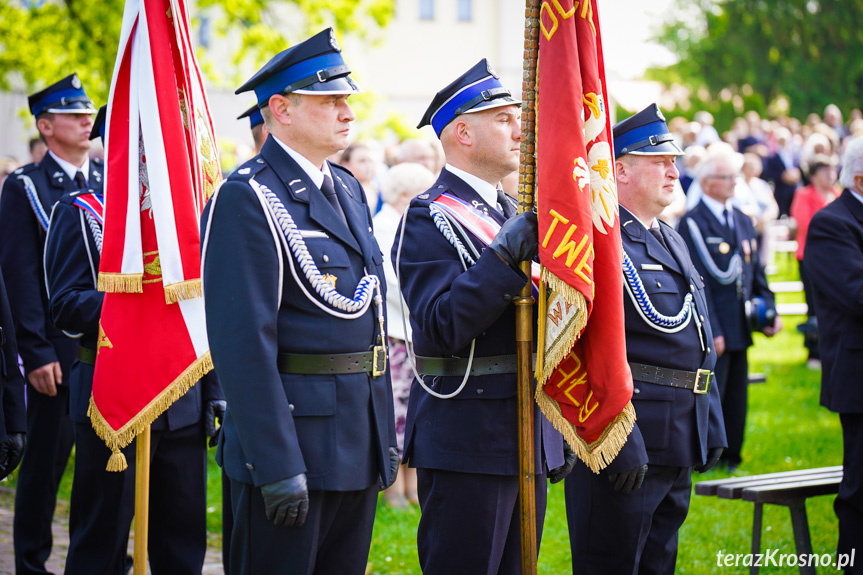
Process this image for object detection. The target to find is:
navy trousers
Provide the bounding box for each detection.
[565,464,692,575]
[715,349,749,466]
[14,383,74,575]
[229,480,378,575]
[837,413,863,573]
[416,469,548,575]
[65,421,135,575]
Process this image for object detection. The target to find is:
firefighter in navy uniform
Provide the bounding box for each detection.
[393,59,574,575]
[44,106,225,575]
[0,73,99,575]
[564,105,727,575]
[201,28,398,575]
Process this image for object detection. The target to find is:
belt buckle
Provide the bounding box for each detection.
[694,369,711,394]
[373,345,387,377]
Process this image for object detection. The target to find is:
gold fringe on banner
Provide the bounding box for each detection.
[97,272,143,294]
[535,268,588,385]
[536,391,636,473]
[88,351,214,471]
[163,278,203,304]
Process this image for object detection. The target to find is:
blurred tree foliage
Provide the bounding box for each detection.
[0,0,394,104]
[650,0,863,126]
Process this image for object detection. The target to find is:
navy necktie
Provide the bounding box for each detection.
[497,189,516,219]
[74,171,87,190]
[321,175,347,226]
[649,226,670,254]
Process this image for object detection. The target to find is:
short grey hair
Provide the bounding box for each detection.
[695,143,742,182]
[381,162,435,205]
[840,137,863,188]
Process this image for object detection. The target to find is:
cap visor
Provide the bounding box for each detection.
[293,76,361,96]
[461,97,522,115]
[625,141,685,156]
[44,102,98,114]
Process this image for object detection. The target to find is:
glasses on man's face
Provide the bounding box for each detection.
[707,174,736,181]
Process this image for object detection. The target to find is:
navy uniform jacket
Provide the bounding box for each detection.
[202,137,396,491]
[804,190,863,413]
[609,207,726,473]
[0,266,27,443]
[0,154,103,376]
[44,190,220,427]
[393,168,563,476]
[677,200,776,352]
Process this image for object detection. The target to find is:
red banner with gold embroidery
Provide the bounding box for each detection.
[90,0,220,471]
[534,0,635,472]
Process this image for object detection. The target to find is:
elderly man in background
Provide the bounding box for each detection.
[804,137,863,572]
[678,147,781,472]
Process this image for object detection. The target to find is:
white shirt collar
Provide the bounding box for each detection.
[445,163,499,208]
[271,135,333,189]
[701,193,734,228]
[850,189,863,206]
[48,150,89,183]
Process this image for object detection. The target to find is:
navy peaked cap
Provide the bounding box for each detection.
[238,104,264,129]
[89,105,106,142]
[235,28,360,107]
[418,59,520,137]
[29,74,97,117]
[612,103,683,157]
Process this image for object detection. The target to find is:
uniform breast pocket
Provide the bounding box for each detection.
[282,376,336,479]
[303,238,350,270]
[639,271,678,296]
[632,382,674,452]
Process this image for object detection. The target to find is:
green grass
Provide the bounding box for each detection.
[3,252,843,574]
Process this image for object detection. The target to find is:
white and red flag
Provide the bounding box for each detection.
[534,0,635,472]
[90,0,221,470]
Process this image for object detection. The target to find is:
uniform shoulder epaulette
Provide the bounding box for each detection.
[91,157,104,167]
[412,183,447,205]
[329,162,355,179]
[13,162,39,176]
[227,158,267,182]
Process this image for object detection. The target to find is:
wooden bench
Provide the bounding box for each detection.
[695,466,843,575]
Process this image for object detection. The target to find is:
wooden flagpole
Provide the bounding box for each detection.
[133,424,151,574]
[516,0,541,573]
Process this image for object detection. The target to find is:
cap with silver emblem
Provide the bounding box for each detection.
[235,28,360,108]
[418,58,521,138]
[612,103,684,158]
[28,73,97,117]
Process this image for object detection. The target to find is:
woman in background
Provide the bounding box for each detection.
[373,162,435,507]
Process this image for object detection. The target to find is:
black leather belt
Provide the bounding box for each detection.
[415,354,525,377]
[277,347,387,376]
[629,362,712,394]
[77,346,97,366]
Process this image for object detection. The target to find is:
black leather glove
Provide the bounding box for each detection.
[608,464,647,493]
[694,447,724,473]
[548,441,578,484]
[260,473,309,528]
[488,211,538,268]
[204,399,227,448]
[380,446,400,490]
[0,433,25,480]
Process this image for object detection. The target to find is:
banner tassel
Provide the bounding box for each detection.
[106,448,128,472]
